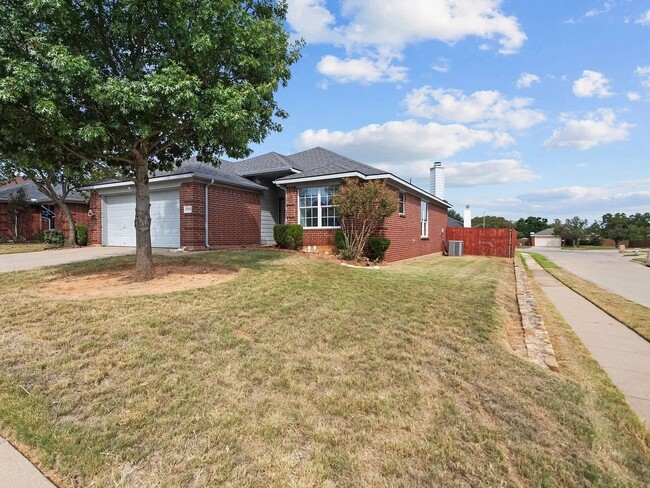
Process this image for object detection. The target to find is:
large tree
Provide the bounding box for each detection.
[514,216,548,239]
[0,0,301,280]
[471,215,514,229]
[553,216,589,247]
[600,213,631,247]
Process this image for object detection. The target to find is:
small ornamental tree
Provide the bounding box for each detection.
[333,179,398,261]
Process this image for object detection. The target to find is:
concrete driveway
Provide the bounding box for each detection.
[530,248,650,308]
[0,246,137,273]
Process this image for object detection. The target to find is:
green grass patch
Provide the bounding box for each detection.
[528,252,560,269]
[0,250,648,486]
[0,242,47,255]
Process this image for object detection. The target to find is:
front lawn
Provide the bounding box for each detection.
[0,251,648,487]
[0,242,48,254]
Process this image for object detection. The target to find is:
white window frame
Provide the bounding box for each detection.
[420,200,428,238]
[398,191,406,215]
[298,186,340,229]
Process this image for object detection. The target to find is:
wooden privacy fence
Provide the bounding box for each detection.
[446,227,518,258]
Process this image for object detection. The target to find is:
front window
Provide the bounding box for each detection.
[420,200,428,238]
[399,191,406,215]
[299,186,339,228]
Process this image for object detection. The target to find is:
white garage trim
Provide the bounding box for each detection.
[103,189,180,248]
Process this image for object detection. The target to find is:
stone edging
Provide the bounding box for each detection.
[514,258,560,372]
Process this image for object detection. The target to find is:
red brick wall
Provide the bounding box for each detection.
[0,201,89,241]
[207,185,261,246]
[285,182,447,261]
[285,186,298,224]
[88,191,102,245]
[0,203,10,239]
[380,186,446,262]
[180,182,206,248]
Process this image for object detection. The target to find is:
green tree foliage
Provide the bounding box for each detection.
[0,0,301,280]
[514,216,548,239]
[553,216,589,247]
[471,215,514,229]
[448,208,463,223]
[600,212,650,245]
[333,179,398,261]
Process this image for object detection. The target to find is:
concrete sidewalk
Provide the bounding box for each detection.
[522,253,650,424]
[0,437,56,487]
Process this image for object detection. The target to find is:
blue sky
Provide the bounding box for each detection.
[250,0,650,222]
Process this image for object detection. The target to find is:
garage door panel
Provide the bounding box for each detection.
[104,190,180,248]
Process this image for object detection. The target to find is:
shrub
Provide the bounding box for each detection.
[366,237,391,262]
[44,229,64,248]
[76,224,89,246]
[35,231,45,242]
[334,230,348,251]
[274,224,303,250]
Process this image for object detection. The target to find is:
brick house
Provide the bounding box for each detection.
[0,179,89,241]
[84,147,451,262]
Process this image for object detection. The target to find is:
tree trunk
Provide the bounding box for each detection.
[59,200,78,247]
[133,156,154,281]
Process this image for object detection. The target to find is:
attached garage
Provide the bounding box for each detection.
[103,189,180,248]
[531,228,561,248]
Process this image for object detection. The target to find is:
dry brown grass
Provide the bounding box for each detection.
[0,250,648,487]
[0,242,48,254]
[545,267,650,342]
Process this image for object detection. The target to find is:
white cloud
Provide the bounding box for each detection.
[287,0,526,83]
[635,9,650,25]
[464,180,650,221]
[316,55,407,84]
[585,1,614,18]
[516,73,540,89]
[403,87,546,130]
[544,109,632,150]
[286,0,342,43]
[294,120,510,166]
[445,160,540,187]
[572,70,613,98]
[432,57,450,73]
[636,66,650,88]
[627,91,641,101]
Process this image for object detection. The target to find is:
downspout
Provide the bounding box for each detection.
[205,179,215,248]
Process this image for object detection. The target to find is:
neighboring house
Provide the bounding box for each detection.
[531,228,561,247]
[0,179,89,241]
[84,147,451,262]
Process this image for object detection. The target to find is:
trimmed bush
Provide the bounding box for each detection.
[76,224,89,246]
[366,237,391,262]
[274,224,303,250]
[44,229,64,248]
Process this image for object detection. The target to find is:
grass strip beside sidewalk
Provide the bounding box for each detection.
[528,252,650,342]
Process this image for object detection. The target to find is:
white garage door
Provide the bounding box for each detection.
[104,190,180,248]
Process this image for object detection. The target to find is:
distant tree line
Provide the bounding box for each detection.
[448,209,650,247]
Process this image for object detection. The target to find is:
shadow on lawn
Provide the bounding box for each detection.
[52,248,290,277]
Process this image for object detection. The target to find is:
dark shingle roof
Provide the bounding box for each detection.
[534,228,556,236]
[273,147,386,181]
[157,158,267,191]
[447,217,463,227]
[0,180,86,204]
